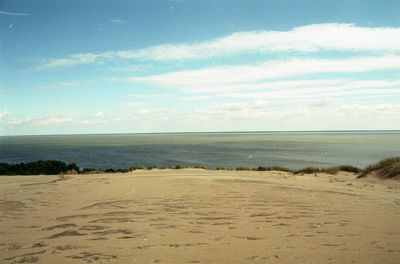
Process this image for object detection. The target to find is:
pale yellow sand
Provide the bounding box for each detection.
[0,169,399,264]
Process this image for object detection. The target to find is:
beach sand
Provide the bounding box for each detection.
[0,169,399,263]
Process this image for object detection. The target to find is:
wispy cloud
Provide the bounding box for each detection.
[1,80,95,93]
[0,10,30,16]
[193,102,400,121]
[7,116,72,127]
[338,103,400,116]
[39,53,104,70]
[123,102,148,107]
[110,65,142,72]
[108,19,126,24]
[36,80,94,90]
[179,80,400,103]
[0,110,8,121]
[95,112,104,117]
[129,55,400,93]
[38,23,400,69]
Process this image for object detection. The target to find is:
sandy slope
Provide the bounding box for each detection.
[0,169,399,264]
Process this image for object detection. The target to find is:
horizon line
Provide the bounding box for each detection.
[1,129,400,137]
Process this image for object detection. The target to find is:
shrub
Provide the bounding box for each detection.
[129,165,144,171]
[0,160,82,175]
[256,166,293,172]
[82,168,97,174]
[359,157,400,179]
[337,165,361,173]
[235,167,251,171]
[295,165,361,175]
[295,167,321,174]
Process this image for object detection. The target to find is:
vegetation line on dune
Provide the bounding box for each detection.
[0,157,399,179]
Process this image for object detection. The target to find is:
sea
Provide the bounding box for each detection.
[0,131,399,170]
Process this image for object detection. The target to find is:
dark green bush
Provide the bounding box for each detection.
[295,167,321,174]
[82,168,97,173]
[256,166,293,172]
[129,165,144,171]
[337,165,361,173]
[0,160,81,175]
[235,167,251,171]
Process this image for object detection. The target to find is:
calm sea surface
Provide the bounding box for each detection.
[0,132,399,170]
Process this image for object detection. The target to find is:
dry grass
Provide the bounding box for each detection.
[358,157,400,180]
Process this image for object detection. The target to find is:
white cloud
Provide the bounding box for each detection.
[136,108,157,114]
[95,112,104,117]
[194,102,273,119]
[110,65,142,72]
[0,10,29,16]
[0,110,7,121]
[37,80,94,90]
[131,55,400,91]
[2,102,399,135]
[193,101,400,123]
[1,80,94,93]
[7,116,72,127]
[179,79,396,100]
[129,56,400,99]
[108,19,126,24]
[3,114,115,130]
[40,53,106,70]
[129,92,171,98]
[76,119,109,125]
[39,24,400,69]
[339,103,400,116]
[123,102,148,107]
[129,93,153,98]
[221,87,400,102]
[38,116,72,125]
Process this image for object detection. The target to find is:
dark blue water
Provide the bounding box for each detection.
[0,131,399,170]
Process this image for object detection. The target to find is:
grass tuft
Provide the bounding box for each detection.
[358,157,400,179]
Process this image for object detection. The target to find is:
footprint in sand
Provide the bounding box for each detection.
[4,250,46,263]
[32,242,47,248]
[66,251,118,263]
[47,230,86,239]
[0,243,21,251]
[244,255,260,261]
[43,223,77,231]
[234,236,265,241]
[92,229,133,236]
[51,245,89,254]
[0,201,26,211]
[79,225,107,231]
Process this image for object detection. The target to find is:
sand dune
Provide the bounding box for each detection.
[0,170,399,263]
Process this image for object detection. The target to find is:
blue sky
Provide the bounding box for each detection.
[1,0,400,135]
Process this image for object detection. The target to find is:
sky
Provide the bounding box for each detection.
[0,0,400,135]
